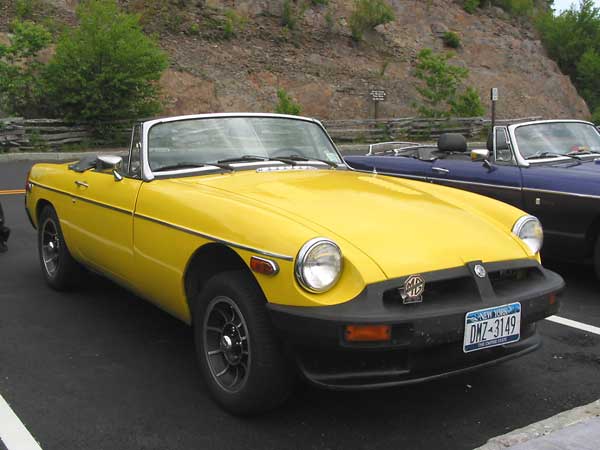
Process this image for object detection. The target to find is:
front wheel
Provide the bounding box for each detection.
[37,205,83,290]
[193,271,293,415]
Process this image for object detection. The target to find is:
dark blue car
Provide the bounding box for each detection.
[345,120,600,278]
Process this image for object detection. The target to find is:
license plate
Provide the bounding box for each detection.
[463,302,521,353]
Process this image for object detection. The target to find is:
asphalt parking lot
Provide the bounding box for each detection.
[1,160,599,450]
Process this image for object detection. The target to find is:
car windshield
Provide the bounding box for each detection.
[147,116,342,171]
[515,122,600,159]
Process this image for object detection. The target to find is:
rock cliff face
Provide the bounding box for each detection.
[1,0,591,120]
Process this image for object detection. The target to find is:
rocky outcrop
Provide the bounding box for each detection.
[157,0,588,120]
[1,0,591,120]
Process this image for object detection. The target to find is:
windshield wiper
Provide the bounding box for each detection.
[218,154,302,166]
[278,155,339,168]
[526,152,582,161]
[567,150,600,156]
[217,155,270,163]
[154,162,234,172]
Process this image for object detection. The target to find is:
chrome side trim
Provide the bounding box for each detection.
[350,168,428,181]
[522,187,600,200]
[435,178,522,191]
[350,169,524,192]
[30,181,133,215]
[134,213,294,261]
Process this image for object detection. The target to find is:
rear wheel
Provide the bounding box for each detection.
[193,270,293,415]
[37,205,82,290]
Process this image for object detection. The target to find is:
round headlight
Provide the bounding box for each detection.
[512,215,543,254]
[295,238,342,293]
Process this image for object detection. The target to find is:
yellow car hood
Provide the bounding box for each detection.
[174,168,531,278]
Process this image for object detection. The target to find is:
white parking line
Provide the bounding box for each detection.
[0,394,42,450]
[546,315,600,336]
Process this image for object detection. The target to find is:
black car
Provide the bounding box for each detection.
[0,201,9,252]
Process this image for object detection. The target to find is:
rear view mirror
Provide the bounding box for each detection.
[97,155,124,181]
[471,149,490,162]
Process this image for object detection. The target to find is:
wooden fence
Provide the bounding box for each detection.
[0,117,131,151]
[321,116,542,142]
[0,116,543,152]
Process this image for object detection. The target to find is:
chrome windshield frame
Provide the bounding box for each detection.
[139,113,347,181]
[507,119,600,167]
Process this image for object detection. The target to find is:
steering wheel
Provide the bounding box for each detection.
[270,147,305,158]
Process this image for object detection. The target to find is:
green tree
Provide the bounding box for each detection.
[275,88,302,115]
[577,48,600,111]
[0,20,51,116]
[349,0,395,42]
[536,0,600,114]
[44,0,168,122]
[536,0,600,79]
[414,49,484,118]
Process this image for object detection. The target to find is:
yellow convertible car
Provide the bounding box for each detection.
[25,113,563,414]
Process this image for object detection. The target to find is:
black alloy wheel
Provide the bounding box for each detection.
[193,270,293,415]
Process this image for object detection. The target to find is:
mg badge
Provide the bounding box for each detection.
[401,274,425,304]
[474,264,487,278]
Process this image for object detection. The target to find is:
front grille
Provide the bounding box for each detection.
[382,276,478,309]
[488,267,543,297]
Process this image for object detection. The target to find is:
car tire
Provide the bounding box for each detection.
[37,205,83,290]
[193,270,293,415]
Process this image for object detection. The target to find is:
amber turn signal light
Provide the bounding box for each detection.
[250,256,279,276]
[345,324,391,342]
[549,292,557,305]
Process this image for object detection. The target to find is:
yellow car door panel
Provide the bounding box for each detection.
[69,170,141,284]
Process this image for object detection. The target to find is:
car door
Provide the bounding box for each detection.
[70,127,143,284]
[427,128,524,208]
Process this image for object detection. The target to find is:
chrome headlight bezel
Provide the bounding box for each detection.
[512,215,543,254]
[295,238,343,293]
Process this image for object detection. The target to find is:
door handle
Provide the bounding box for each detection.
[432,167,450,175]
[75,181,89,188]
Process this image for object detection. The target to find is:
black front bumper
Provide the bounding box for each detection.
[268,259,564,390]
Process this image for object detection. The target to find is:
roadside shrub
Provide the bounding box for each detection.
[187,23,200,35]
[275,88,302,115]
[0,20,51,117]
[414,48,484,118]
[44,0,168,123]
[442,31,461,48]
[129,0,186,34]
[223,8,247,39]
[493,0,535,17]
[450,86,485,117]
[349,0,395,42]
[281,0,302,30]
[463,0,480,14]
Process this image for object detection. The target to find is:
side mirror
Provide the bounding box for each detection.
[471,149,490,162]
[97,155,124,181]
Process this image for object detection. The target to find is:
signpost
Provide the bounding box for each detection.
[490,87,498,131]
[370,89,386,119]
